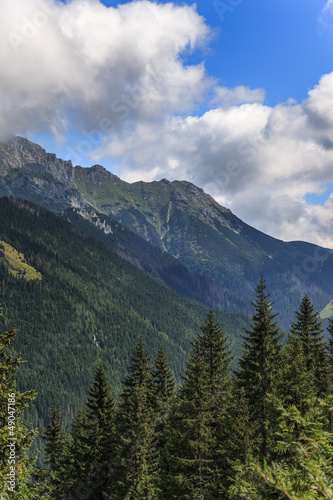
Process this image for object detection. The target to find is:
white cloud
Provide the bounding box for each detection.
[1,0,333,247]
[93,72,333,247]
[212,85,265,108]
[0,0,211,139]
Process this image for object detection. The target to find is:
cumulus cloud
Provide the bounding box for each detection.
[93,72,333,247]
[212,85,265,108]
[1,0,333,247]
[0,0,211,139]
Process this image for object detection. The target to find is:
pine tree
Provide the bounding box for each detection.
[0,326,37,498]
[163,311,232,499]
[291,294,327,397]
[58,360,116,500]
[113,340,158,500]
[235,274,282,461]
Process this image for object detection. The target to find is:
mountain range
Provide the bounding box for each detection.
[2,135,333,462]
[1,136,332,330]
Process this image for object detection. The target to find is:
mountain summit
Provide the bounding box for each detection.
[1,136,333,328]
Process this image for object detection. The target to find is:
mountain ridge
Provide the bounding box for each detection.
[1,135,332,329]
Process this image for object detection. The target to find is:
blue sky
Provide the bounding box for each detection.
[99,0,333,106]
[1,0,333,246]
[176,0,333,105]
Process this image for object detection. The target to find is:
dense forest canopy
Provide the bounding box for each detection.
[1,277,333,499]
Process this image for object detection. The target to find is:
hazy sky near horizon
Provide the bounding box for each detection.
[1,0,333,246]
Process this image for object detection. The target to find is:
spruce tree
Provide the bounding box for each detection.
[291,294,327,397]
[282,328,315,418]
[113,340,158,500]
[199,310,233,494]
[150,346,176,449]
[327,316,333,368]
[164,339,214,499]
[0,327,37,498]
[235,274,282,461]
[326,316,333,432]
[163,311,232,499]
[58,360,116,500]
[33,402,65,499]
[42,403,64,471]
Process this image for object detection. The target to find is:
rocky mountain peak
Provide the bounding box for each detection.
[0,136,74,185]
[78,164,118,184]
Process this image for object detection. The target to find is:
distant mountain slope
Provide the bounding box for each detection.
[1,136,332,329]
[63,206,233,312]
[0,197,245,430]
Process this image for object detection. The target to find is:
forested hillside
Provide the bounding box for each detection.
[1,137,333,330]
[2,276,333,499]
[0,197,245,438]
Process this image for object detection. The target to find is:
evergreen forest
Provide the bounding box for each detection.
[2,275,333,499]
[0,195,245,462]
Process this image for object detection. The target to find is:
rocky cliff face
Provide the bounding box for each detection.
[0,136,75,183]
[0,137,86,210]
[0,136,238,234]
[1,136,333,330]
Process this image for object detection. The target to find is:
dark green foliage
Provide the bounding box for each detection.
[149,346,176,449]
[0,325,37,498]
[290,294,327,397]
[113,340,159,499]
[150,346,175,412]
[236,275,283,461]
[327,316,333,362]
[32,403,65,499]
[231,400,333,499]
[42,404,64,470]
[0,196,245,462]
[163,311,233,498]
[2,208,333,500]
[327,317,333,400]
[282,330,315,417]
[57,360,116,500]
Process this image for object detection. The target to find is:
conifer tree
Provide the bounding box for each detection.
[58,360,116,500]
[113,340,158,500]
[235,274,282,461]
[163,339,214,499]
[200,310,232,415]
[150,346,176,450]
[200,310,233,493]
[32,402,65,499]
[0,326,37,499]
[325,316,333,431]
[43,403,64,471]
[327,316,333,370]
[282,328,315,418]
[163,311,232,499]
[291,294,327,397]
